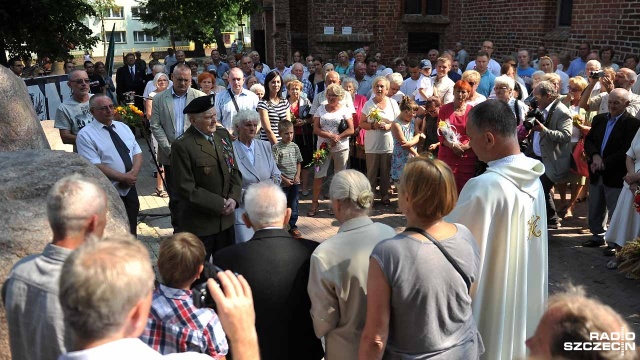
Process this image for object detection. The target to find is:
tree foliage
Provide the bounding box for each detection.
[0,0,99,62]
[137,0,259,53]
[90,0,119,55]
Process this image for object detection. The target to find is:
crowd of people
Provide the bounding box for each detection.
[3,41,640,359]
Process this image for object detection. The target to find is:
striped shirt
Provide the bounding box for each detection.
[140,284,228,357]
[257,99,290,143]
[272,141,302,179]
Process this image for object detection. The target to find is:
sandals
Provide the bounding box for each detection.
[307,202,319,217]
[155,188,169,198]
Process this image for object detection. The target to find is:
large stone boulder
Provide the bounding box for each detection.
[0,150,130,359]
[0,66,50,151]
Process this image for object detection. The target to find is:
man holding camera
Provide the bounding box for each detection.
[579,67,640,118]
[528,81,572,229]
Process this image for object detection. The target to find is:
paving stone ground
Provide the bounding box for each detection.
[134,139,640,335]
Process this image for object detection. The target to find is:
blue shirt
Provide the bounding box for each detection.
[566,57,587,78]
[237,139,256,165]
[476,71,496,98]
[171,88,187,138]
[601,113,623,155]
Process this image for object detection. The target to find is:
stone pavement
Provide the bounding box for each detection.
[134,139,640,334]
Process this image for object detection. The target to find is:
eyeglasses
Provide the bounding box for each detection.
[569,87,581,92]
[92,105,114,111]
[72,79,91,84]
[494,86,509,91]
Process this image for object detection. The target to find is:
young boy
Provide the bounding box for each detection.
[416,59,435,104]
[140,233,228,358]
[272,120,303,238]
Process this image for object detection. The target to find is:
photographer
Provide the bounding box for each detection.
[579,67,640,117]
[527,81,572,229]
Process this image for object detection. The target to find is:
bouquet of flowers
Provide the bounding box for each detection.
[306,142,329,172]
[634,186,640,214]
[437,120,461,145]
[115,104,144,128]
[572,114,585,127]
[367,108,383,123]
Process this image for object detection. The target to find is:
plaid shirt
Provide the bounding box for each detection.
[140,284,228,357]
[302,78,315,102]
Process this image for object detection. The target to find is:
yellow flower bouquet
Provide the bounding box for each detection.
[115,105,144,128]
[367,108,383,123]
[572,114,584,127]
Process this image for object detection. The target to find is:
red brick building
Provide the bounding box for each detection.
[250,0,640,68]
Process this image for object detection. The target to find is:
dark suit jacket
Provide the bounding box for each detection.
[115,64,145,104]
[170,126,242,236]
[584,111,640,188]
[212,229,323,360]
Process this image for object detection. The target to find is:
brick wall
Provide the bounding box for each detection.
[252,0,640,69]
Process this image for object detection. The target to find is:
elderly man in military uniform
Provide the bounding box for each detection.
[171,96,242,258]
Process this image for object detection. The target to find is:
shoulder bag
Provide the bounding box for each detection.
[404,227,472,293]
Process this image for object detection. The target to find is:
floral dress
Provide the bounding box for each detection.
[391,118,416,181]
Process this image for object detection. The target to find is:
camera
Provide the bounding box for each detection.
[192,263,225,309]
[523,98,546,130]
[590,70,605,79]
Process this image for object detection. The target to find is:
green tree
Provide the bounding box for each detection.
[0,0,98,64]
[90,0,119,56]
[137,0,259,55]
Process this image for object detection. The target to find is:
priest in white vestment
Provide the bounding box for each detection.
[445,100,548,360]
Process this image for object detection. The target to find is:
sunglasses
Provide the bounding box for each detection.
[72,79,91,84]
[467,82,476,86]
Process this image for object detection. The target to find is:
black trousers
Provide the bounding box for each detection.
[199,226,236,262]
[163,165,181,232]
[121,186,140,235]
[540,173,561,225]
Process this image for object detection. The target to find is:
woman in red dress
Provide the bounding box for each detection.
[437,80,476,193]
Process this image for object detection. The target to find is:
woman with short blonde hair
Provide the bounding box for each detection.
[461,70,486,106]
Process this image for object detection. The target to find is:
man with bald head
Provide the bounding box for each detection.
[581,67,640,117]
[310,71,355,115]
[583,88,640,252]
[54,69,93,149]
[2,174,108,360]
[214,67,259,131]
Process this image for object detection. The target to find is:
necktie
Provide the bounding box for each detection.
[104,125,133,172]
[130,66,135,80]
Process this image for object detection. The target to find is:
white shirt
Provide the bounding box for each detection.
[214,88,260,130]
[465,58,501,77]
[400,77,421,100]
[57,338,209,359]
[76,119,141,196]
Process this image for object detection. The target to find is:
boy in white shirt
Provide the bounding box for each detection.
[416,59,435,104]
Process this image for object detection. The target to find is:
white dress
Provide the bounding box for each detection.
[605,129,640,247]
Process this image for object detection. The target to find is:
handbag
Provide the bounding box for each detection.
[570,139,589,177]
[404,227,472,293]
[337,117,348,134]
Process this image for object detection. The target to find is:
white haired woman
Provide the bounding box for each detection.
[232,109,281,243]
[145,72,171,198]
[308,170,396,360]
[493,75,528,126]
[360,76,400,206]
[308,84,355,216]
[386,72,405,103]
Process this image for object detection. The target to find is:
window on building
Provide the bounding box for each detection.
[404,0,442,15]
[104,6,124,19]
[558,0,572,26]
[133,31,157,43]
[105,31,127,43]
[131,6,149,18]
[407,32,440,53]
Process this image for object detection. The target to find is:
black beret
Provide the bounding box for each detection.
[183,94,215,114]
